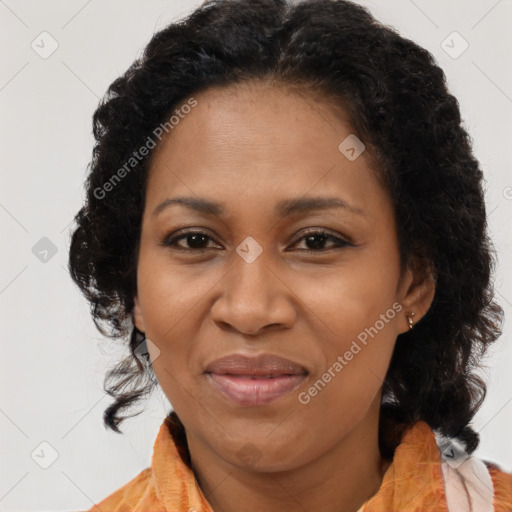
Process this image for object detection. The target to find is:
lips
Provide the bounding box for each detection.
[204,353,308,406]
[204,353,308,376]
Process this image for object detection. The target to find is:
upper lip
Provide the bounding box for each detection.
[204,353,308,376]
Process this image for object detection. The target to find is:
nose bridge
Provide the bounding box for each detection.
[229,236,276,302]
[211,236,295,333]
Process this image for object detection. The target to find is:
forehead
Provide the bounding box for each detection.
[145,81,388,221]
[154,80,357,152]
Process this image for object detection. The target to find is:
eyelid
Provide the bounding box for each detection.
[289,228,353,250]
[161,227,221,250]
[161,226,354,252]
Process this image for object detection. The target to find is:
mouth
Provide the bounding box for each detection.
[203,352,309,406]
[205,372,308,406]
[217,373,299,379]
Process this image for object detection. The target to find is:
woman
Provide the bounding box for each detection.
[68,0,512,510]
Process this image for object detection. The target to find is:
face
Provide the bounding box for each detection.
[133,81,433,471]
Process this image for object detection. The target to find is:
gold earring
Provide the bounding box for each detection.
[405,311,415,330]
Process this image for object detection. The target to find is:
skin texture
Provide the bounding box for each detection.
[133,81,435,512]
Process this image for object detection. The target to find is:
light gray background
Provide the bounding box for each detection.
[0,1,511,510]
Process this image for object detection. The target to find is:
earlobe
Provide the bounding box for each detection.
[132,296,146,333]
[398,264,436,334]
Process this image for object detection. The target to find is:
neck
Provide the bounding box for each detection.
[185,394,392,512]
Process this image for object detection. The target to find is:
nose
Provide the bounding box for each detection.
[210,247,297,336]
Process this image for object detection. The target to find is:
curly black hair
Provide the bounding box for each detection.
[68,0,504,457]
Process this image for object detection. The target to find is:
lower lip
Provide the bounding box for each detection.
[206,373,307,406]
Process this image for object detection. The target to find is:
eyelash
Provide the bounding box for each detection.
[160,228,353,254]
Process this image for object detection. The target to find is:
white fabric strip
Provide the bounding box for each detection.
[441,455,495,512]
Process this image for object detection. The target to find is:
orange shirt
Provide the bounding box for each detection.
[88,414,512,511]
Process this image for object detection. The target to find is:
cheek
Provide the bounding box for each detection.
[293,256,400,410]
[297,254,401,344]
[296,316,397,448]
[135,252,205,390]
[136,245,216,329]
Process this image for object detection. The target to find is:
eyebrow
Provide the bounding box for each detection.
[152,195,366,219]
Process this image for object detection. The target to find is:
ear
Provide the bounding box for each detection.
[396,258,436,335]
[132,295,146,333]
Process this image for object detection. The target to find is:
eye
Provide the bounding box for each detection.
[288,229,353,252]
[161,228,353,253]
[161,229,220,251]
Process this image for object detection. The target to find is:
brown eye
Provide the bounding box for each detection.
[162,230,219,251]
[288,229,353,252]
[161,228,353,254]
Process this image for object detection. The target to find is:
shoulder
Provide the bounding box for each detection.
[88,467,153,512]
[484,460,512,512]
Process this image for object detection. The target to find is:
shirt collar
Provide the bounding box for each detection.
[151,412,446,512]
